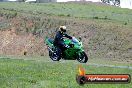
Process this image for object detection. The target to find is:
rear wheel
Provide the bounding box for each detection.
[76,52,88,63]
[49,47,61,61]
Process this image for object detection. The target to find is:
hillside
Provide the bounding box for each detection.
[0,2,132,62]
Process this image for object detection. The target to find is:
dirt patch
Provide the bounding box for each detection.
[0,29,47,56]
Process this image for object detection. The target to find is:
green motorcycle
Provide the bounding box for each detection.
[45,37,88,63]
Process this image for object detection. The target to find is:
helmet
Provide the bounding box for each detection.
[59,26,67,32]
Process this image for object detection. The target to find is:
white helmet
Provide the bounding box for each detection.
[59,26,67,32]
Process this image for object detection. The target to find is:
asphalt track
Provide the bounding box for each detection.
[88,63,132,70]
[1,57,132,70]
[61,60,132,70]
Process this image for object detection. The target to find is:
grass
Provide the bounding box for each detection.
[0,2,132,24]
[0,56,132,88]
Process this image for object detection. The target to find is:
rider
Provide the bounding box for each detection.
[54,26,72,53]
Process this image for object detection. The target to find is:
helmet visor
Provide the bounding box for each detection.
[61,29,66,32]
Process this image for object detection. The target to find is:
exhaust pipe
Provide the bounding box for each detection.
[47,46,54,53]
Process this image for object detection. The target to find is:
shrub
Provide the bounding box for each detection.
[93,16,99,19]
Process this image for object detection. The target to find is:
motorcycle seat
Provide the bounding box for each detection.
[48,38,54,44]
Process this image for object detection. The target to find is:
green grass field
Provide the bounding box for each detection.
[0,56,132,88]
[0,2,132,24]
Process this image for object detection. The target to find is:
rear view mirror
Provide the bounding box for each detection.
[79,37,82,42]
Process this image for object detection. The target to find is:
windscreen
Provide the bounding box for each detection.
[72,37,79,44]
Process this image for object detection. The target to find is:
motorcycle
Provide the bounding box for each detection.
[45,37,88,63]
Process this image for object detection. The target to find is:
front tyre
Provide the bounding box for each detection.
[49,48,61,61]
[76,52,88,63]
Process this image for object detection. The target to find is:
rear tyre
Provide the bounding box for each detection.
[76,52,88,63]
[49,47,61,61]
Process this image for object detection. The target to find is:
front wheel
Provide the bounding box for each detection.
[76,52,88,63]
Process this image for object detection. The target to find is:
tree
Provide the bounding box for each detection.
[101,0,120,6]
